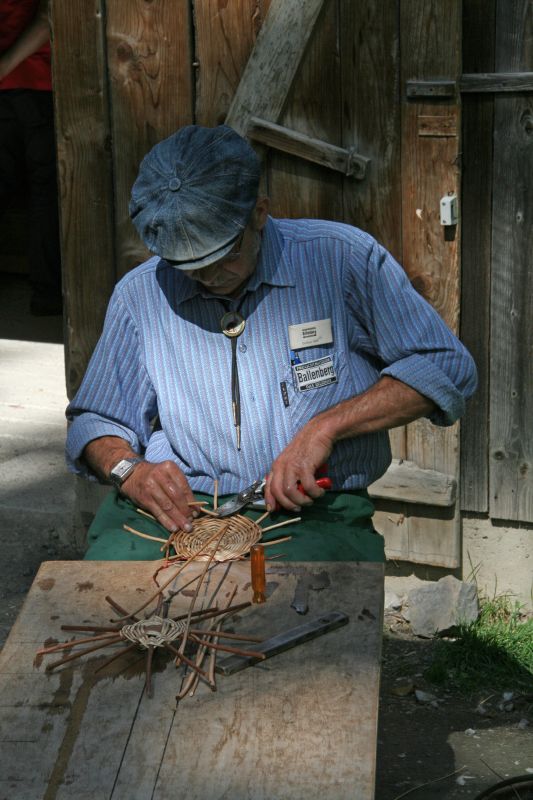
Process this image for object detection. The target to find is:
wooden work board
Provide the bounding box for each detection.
[0,560,384,800]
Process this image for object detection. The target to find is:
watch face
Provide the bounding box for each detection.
[114,460,133,479]
[110,458,140,486]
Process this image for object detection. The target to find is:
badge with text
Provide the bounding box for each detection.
[288,318,333,350]
[292,355,337,392]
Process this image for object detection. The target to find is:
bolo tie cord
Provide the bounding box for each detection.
[221,311,246,451]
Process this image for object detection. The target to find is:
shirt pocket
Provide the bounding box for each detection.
[283,349,353,435]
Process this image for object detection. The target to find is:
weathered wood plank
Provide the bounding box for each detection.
[338,1,406,469]
[489,0,533,521]
[225,0,326,137]
[460,71,533,92]
[399,0,462,565]
[194,0,269,127]
[0,560,383,800]
[248,117,370,178]
[105,0,194,279]
[149,562,384,800]
[50,0,115,398]
[368,459,456,507]
[375,502,458,567]
[267,0,343,221]
[460,0,496,512]
[340,0,402,258]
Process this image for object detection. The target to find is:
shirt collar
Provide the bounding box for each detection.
[173,216,295,305]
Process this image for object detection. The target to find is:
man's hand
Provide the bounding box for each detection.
[120,460,196,533]
[265,419,333,511]
[82,436,196,533]
[265,377,436,512]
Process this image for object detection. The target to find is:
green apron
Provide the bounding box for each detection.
[84,489,384,562]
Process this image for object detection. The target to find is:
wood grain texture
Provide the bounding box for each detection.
[105,0,194,278]
[339,1,405,465]
[267,0,343,220]
[368,459,456,507]
[194,0,270,127]
[225,0,326,137]
[50,0,116,398]
[0,560,383,800]
[339,0,402,259]
[460,72,533,92]
[460,0,496,512]
[248,117,370,178]
[398,0,462,565]
[489,0,533,521]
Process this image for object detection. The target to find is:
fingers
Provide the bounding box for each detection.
[265,424,332,511]
[121,461,196,533]
[266,465,325,512]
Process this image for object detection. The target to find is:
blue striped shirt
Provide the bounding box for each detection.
[66,217,477,492]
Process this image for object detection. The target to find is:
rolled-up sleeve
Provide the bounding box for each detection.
[65,288,157,478]
[345,240,477,425]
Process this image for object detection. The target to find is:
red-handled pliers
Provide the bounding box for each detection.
[213,470,332,518]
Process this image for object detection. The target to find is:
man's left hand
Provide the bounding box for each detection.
[265,419,333,511]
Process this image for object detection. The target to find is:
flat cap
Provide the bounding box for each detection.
[129,125,261,270]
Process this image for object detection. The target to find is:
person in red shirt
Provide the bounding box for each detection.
[0,0,62,315]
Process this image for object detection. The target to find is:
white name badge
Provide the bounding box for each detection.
[293,355,337,392]
[288,318,333,350]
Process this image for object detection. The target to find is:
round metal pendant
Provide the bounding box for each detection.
[221,311,246,338]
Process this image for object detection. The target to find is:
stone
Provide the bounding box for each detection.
[384,590,403,610]
[404,575,479,638]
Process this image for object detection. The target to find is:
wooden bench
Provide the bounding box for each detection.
[0,559,383,799]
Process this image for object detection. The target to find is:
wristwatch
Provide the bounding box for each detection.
[109,457,143,489]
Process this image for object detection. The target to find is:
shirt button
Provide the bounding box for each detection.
[239,343,247,353]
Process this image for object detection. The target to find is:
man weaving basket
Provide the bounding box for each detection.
[65,125,477,562]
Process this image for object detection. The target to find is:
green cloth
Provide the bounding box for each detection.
[84,489,384,562]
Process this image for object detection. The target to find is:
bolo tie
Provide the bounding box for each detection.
[221,310,246,450]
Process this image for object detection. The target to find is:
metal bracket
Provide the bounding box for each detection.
[406,79,457,99]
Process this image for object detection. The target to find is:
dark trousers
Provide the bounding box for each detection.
[0,89,61,298]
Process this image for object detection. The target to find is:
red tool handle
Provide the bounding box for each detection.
[299,477,332,492]
[267,467,331,511]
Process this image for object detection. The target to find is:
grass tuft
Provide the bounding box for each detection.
[425,595,533,693]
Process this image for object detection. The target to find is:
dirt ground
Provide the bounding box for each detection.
[376,612,533,799]
[1,274,532,800]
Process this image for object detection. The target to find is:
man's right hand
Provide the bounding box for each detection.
[82,436,196,533]
[120,460,196,533]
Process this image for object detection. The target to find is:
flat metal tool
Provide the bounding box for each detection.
[291,569,330,615]
[215,610,349,675]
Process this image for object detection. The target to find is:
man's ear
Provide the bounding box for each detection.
[250,197,270,231]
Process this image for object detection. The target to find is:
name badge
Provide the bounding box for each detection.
[288,318,333,350]
[293,355,337,392]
